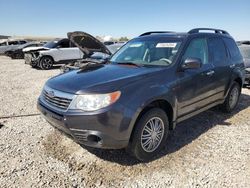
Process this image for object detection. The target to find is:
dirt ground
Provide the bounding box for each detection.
[0,56,249,188]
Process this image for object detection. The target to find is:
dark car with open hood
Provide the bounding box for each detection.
[38,28,245,161]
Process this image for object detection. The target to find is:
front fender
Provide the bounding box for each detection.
[120,82,177,140]
[39,51,56,61]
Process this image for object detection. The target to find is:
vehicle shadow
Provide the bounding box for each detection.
[83,93,250,165]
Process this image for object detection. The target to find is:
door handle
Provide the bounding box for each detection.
[206,70,215,76]
[230,64,235,68]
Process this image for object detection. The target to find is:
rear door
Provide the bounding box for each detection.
[207,37,231,99]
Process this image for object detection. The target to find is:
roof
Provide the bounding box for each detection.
[138,28,231,39]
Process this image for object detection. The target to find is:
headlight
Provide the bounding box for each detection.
[69,91,121,111]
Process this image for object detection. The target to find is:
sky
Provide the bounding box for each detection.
[0,0,249,40]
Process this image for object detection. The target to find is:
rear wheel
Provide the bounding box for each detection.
[127,108,169,161]
[40,56,54,70]
[220,82,241,113]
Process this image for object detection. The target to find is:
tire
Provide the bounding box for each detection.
[127,108,169,161]
[40,56,54,70]
[15,52,24,59]
[30,61,38,68]
[220,81,241,113]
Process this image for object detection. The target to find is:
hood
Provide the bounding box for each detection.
[22,46,49,53]
[46,64,164,94]
[67,31,112,57]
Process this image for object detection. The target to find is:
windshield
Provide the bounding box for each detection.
[43,41,58,48]
[239,46,250,59]
[110,38,182,66]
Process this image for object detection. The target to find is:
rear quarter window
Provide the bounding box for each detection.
[223,38,242,61]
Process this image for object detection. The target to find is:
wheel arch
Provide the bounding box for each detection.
[39,55,54,69]
[128,99,175,143]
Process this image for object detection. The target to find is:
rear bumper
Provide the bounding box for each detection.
[37,100,130,149]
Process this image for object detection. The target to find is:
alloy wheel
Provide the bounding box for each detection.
[141,117,164,152]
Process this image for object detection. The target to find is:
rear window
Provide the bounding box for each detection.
[223,38,242,60]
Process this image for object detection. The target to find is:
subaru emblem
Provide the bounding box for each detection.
[47,90,55,98]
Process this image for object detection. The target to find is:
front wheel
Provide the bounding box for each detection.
[127,108,169,161]
[220,82,241,113]
[30,61,38,68]
[40,56,54,70]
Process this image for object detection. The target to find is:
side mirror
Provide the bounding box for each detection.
[181,58,202,70]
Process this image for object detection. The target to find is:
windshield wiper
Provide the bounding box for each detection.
[117,62,142,67]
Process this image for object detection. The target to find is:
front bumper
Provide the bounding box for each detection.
[37,99,131,149]
[24,53,40,65]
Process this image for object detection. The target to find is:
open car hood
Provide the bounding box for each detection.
[67,31,112,57]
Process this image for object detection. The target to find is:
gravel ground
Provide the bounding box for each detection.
[0,56,249,188]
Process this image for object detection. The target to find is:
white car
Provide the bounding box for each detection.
[23,38,84,69]
[0,39,27,55]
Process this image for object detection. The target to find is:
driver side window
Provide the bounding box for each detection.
[183,38,208,64]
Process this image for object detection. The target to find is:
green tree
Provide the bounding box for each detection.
[119,37,129,42]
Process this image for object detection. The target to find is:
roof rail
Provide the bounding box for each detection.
[188,28,229,35]
[139,31,175,36]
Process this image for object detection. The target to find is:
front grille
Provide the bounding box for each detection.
[42,87,73,110]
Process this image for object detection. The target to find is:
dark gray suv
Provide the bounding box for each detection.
[38,28,245,161]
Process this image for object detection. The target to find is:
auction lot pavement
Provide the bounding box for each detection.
[0,56,249,188]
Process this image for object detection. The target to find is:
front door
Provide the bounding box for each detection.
[176,37,216,118]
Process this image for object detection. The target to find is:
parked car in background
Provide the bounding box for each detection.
[38,28,244,161]
[103,41,115,45]
[5,42,44,59]
[23,38,84,69]
[238,41,250,86]
[0,39,27,55]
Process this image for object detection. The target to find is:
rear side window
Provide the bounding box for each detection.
[58,40,69,48]
[223,38,242,61]
[19,40,26,44]
[183,38,208,64]
[9,41,19,45]
[208,38,227,63]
